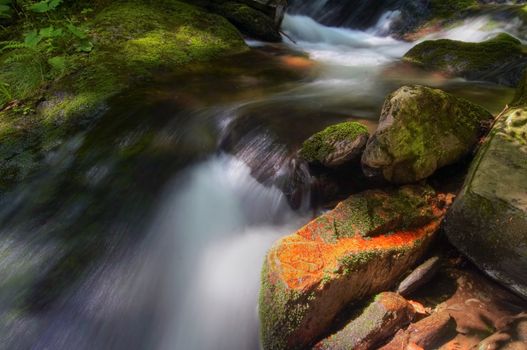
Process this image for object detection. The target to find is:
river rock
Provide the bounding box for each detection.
[211,1,283,42]
[403,33,527,86]
[259,185,453,350]
[380,311,455,350]
[314,292,416,350]
[299,121,370,168]
[445,106,527,298]
[361,85,493,184]
[512,70,527,106]
[397,256,441,296]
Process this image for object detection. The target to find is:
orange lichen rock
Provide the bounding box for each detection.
[259,185,453,350]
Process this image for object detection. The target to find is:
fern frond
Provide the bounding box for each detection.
[0,40,27,52]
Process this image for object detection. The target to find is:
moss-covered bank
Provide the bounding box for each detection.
[0,0,247,190]
[403,33,527,86]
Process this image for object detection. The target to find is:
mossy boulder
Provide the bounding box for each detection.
[0,0,247,190]
[361,85,493,184]
[512,69,527,106]
[315,292,416,350]
[445,106,527,298]
[259,185,452,350]
[429,0,478,18]
[299,121,369,168]
[403,33,527,86]
[212,1,282,42]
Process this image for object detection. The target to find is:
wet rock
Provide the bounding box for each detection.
[477,314,527,350]
[397,256,441,297]
[381,311,456,350]
[415,262,527,349]
[445,106,527,298]
[212,1,283,42]
[403,33,527,86]
[299,121,370,168]
[314,292,416,350]
[259,185,453,350]
[361,85,493,184]
[512,69,527,106]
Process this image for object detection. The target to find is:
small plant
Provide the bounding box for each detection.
[0,0,94,106]
[0,0,12,20]
[27,0,62,13]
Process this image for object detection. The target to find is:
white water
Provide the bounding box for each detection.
[282,13,523,67]
[153,155,309,350]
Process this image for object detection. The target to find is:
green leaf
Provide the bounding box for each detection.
[24,30,41,48]
[48,55,66,71]
[0,4,11,18]
[76,38,93,52]
[66,23,87,39]
[0,0,12,5]
[48,0,62,10]
[28,1,50,13]
[40,26,63,38]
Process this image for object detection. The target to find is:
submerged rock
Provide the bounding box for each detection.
[362,85,493,184]
[315,292,416,350]
[212,1,283,42]
[299,121,370,168]
[403,33,527,86]
[445,106,527,298]
[259,185,452,350]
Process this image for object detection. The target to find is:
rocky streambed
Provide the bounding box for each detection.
[0,1,526,349]
[258,39,527,350]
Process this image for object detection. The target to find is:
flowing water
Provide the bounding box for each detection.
[0,4,523,350]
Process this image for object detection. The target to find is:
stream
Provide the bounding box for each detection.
[0,5,522,350]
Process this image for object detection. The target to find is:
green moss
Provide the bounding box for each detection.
[0,0,247,190]
[363,85,493,183]
[512,70,527,106]
[259,261,311,350]
[299,121,369,164]
[404,33,523,77]
[429,0,477,18]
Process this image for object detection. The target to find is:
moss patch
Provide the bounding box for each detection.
[429,0,478,18]
[0,0,247,190]
[403,33,526,86]
[299,121,369,164]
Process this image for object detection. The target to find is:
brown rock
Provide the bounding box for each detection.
[315,292,416,350]
[259,186,453,350]
[397,256,441,296]
[381,311,456,350]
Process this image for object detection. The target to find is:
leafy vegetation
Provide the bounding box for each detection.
[0,0,247,190]
[0,0,94,107]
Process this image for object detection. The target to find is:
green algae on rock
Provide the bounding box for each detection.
[259,185,452,350]
[403,33,527,86]
[0,0,247,190]
[299,121,369,168]
[315,292,416,350]
[512,69,527,106]
[429,0,477,18]
[361,85,493,184]
[445,106,527,299]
